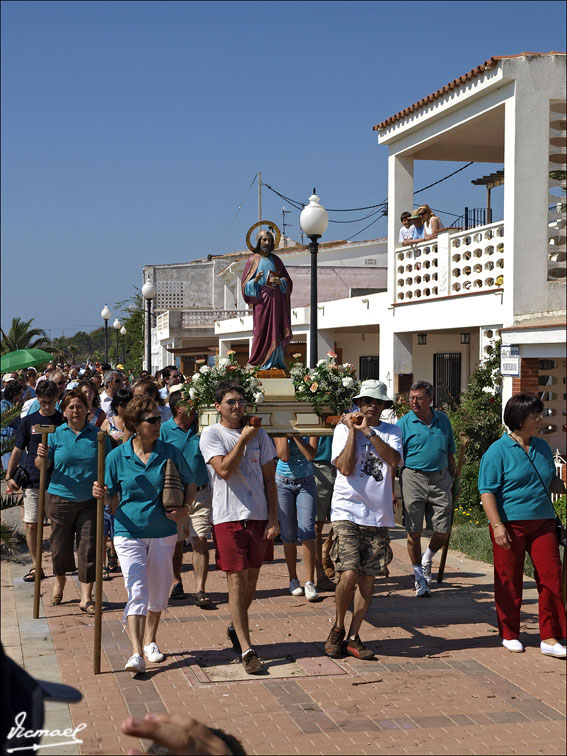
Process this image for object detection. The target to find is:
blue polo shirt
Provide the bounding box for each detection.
[397,409,456,472]
[478,434,555,521]
[47,423,112,502]
[276,437,314,479]
[159,417,209,488]
[106,438,194,539]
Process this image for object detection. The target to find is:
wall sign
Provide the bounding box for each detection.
[501,345,520,376]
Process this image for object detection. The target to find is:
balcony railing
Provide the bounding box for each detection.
[394,221,505,303]
[181,309,249,328]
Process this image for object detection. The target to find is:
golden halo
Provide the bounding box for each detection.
[246,220,281,253]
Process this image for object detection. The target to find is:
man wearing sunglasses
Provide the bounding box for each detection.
[200,381,279,675]
[100,371,124,418]
[324,380,402,661]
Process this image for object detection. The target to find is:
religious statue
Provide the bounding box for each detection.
[241,222,293,370]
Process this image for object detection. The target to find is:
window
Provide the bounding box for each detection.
[433,353,461,408]
[359,356,380,381]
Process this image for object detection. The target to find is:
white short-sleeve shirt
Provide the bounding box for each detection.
[199,424,276,525]
[331,421,403,527]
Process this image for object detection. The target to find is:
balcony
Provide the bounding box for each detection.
[394,221,505,303]
[181,309,249,328]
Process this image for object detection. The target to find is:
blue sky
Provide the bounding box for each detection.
[2,0,566,336]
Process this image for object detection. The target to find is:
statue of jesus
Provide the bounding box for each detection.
[241,228,293,370]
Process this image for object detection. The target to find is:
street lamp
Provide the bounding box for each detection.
[100,305,111,364]
[113,318,122,367]
[300,190,328,368]
[142,280,157,375]
[120,325,127,366]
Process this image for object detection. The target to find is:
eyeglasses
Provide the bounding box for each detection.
[409,395,427,403]
[225,399,246,407]
[358,397,385,406]
[112,378,122,384]
[418,211,428,216]
[140,416,161,425]
[529,412,544,420]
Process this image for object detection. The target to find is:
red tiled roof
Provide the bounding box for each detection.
[372,52,566,131]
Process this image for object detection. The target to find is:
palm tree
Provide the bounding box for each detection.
[1,317,51,354]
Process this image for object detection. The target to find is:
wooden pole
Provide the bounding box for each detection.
[94,432,106,674]
[33,425,55,619]
[437,432,470,584]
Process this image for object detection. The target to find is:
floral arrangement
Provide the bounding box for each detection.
[180,351,264,411]
[289,351,360,417]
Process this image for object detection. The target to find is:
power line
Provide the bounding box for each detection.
[215,173,258,254]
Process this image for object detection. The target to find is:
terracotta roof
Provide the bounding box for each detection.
[372,52,566,131]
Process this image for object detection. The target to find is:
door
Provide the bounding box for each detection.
[433,353,461,408]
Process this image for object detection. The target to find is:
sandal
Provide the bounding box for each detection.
[51,592,64,606]
[195,591,212,608]
[169,582,185,600]
[23,568,45,583]
[79,601,96,615]
[107,548,120,572]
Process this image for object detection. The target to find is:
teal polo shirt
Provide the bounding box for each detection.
[106,438,194,539]
[47,423,112,502]
[478,434,555,521]
[313,435,333,464]
[160,418,209,488]
[397,409,456,472]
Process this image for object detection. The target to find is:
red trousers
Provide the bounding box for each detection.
[490,518,565,641]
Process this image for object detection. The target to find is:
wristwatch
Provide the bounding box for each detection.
[365,429,377,439]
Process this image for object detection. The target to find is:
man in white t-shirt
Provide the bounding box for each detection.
[324,380,403,661]
[199,381,279,675]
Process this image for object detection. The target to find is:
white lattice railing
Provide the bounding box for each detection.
[181,309,249,328]
[394,221,505,303]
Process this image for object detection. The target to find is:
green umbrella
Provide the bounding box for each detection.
[1,348,53,373]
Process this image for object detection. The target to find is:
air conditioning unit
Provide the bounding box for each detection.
[364,258,377,265]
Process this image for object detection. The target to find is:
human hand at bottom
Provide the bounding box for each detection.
[121,713,232,755]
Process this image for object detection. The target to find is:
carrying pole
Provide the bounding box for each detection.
[94,432,106,674]
[437,433,470,584]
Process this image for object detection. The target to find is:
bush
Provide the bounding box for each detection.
[554,495,566,526]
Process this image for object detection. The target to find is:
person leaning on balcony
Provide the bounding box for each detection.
[396,381,456,598]
[417,204,441,241]
[408,210,425,242]
[478,393,566,659]
[399,211,414,246]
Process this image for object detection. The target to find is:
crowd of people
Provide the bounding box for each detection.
[1,360,565,682]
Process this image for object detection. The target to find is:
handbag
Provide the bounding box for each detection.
[522,448,566,547]
[12,466,30,488]
[161,458,185,510]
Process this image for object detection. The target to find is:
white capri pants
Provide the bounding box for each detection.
[114,534,177,624]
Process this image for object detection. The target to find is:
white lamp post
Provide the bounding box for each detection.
[120,325,127,365]
[113,318,122,367]
[142,281,157,374]
[100,305,111,364]
[300,190,329,367]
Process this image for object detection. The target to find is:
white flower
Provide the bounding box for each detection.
[254,392,264,404]
[218,358,230,367]
[189,387,196,400]
[199,365,210,374]
[192,373,200,383]
[317,359,327,367]
[342,377,354,388]
[342,363,352,369]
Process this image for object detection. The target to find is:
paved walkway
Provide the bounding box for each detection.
[1,511,565,756]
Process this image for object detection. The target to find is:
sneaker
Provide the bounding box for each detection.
[227,624,241,654]
[304,581,319,602]
[144,642,164,663]
[242,649,264,675]
[324,626,345,658]
[124,653,146,674]
[345,634,375,660]
[540,641,566,658]
[290,578,303,596]
[502,639,524,653]
[421,559,433,586]
[415,576,431,597]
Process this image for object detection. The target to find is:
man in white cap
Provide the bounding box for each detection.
[324,380,403,661]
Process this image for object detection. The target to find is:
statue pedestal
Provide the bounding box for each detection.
[198,378,335,436]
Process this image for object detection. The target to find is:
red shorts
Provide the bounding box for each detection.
[212,520,270,572]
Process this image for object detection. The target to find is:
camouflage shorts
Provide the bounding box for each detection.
[329,520,393,580]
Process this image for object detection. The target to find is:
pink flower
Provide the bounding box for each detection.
[227,350,236,356]
[327,351,337,359]
[304,375,312,383]
[310,382,318,393]
[195,359,206,365]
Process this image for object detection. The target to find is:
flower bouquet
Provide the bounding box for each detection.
[180,351,264,412]
[289,351,360,418]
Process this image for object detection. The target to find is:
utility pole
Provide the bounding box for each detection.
[282,206,291,247]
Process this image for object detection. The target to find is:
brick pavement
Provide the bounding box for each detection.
[1,523,565,755]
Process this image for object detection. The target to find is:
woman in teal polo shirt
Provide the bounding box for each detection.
[479,393,565,658]
[93,395,195,676]
[36,388,112,613]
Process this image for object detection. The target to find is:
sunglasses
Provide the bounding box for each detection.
[358,397,385,406]
[140,416,161,425]
[225,399,246,407]
[418,211,428,216]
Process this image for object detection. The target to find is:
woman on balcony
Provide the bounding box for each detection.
[417,204,441,240]
[478,393,566,659]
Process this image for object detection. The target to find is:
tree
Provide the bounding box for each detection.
[113,288,144,372]
[1,317,51,354]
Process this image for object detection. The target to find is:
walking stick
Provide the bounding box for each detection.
[33,425,56,619]
[437,432,470,584]
[94,431,106,675]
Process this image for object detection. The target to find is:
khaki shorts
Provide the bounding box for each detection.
[22,488,39,524]
[176,485,212,542]
[400,467,453,533]
[313,462,336,522]
[329,520,393,580]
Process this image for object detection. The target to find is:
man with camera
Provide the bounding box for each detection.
[5,380,63,582]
